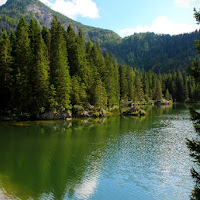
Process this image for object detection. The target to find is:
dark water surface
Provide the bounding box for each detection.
[0,104,198,200]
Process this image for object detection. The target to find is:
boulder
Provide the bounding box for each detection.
[38,109,72,120]
[122,106,146,116]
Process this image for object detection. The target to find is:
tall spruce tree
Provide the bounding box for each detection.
[119,64,129,101]
[76,29,92,92]
[94,78,107,109]
[42,26,51,60]
[127,67,135,101]
[66,24,78,77]
[134,74,144,102]
[29,19,50,113]
[50,16,71,109]
[0,31,13,109]
[104,53,120,108]
[153,79,163,100]
[13,16,32,112]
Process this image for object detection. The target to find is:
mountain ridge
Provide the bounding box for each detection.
[0,0,200,72]
[0,0,121,44]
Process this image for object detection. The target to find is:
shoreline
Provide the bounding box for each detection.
[0,102,174,122]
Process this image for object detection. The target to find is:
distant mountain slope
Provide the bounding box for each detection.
[0,0,121,44]
[104,31,200,72]
[0,0,199,72]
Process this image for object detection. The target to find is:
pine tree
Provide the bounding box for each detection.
[76,29,92,92]
[119,64,128,101]
[13,16,32,112]
[71,76,87,106]
[165,89,170,100]
[29,19,50,112]
[127,67,135,101]
[94,78,107,109]
[153,79,163,100]
[104,53,120,108]
[0,31,13,109]
[176,70,185,101]
[42,26,51,60]
[66,24,78,76]
[50,16,71,109]
[87,42,104,104]
[134,74,144,102]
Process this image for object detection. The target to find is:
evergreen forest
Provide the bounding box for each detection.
[0,16,199,118]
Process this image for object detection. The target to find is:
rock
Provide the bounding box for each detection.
[99,108,106,118]
[81,111,90,117]
[38,109,72,120]
[154,100,170,106]
[122,106,146,116]
[128,106,139,113]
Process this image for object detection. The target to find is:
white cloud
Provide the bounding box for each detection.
[41,0,99,20]
[174,0,200,8]
[119,16,199,37]
[40,0,54,7]
[0,0,7,6]
[0,0,99,19]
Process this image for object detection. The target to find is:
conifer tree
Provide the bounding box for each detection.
[134,74,144,102]
[153,79,163,100]
[165,89,171,100]
[76,29,92,91]
[0,31,13,109]
[50,16,71,109]
[119,64,129,101]
[71,76,87,106]
[104,53,120,107]
[66,24,78,76]
[127,67,135,100]
[94,78,107,108]
[176,70,185,101]
[13,16,32,112]
[42,26,51,60]
[29,20,50,112]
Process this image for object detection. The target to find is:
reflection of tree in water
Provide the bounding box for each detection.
[0,107,181,200]
[0,117,121,200]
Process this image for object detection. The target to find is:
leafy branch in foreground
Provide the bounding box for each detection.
[187,8,200,200]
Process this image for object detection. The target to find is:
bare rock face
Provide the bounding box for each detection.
[26,4,78,33]
[26,4,54,28]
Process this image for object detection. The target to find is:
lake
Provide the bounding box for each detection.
[0,104,198,200]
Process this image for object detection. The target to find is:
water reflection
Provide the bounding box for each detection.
[0,104,196,200]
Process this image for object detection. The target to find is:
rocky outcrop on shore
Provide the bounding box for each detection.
[122,106,146,116]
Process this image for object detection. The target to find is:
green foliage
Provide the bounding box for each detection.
[12,16,32,112]
[50,16,71,109]
[29,19,50,112]
[94,78,107,109]
[187,8,200,200]
[0,31,12,109]
[105,31,200,73]
[0,0,199,74]
[153,79,162,100]
[0,16,200,118]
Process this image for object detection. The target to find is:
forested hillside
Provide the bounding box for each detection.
[105,31,200,72]
[0,16,199,118]
[0,0,200,73]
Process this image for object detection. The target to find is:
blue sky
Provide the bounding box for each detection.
[0,0,200,37]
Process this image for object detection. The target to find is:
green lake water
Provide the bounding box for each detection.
[0,104,198,200]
